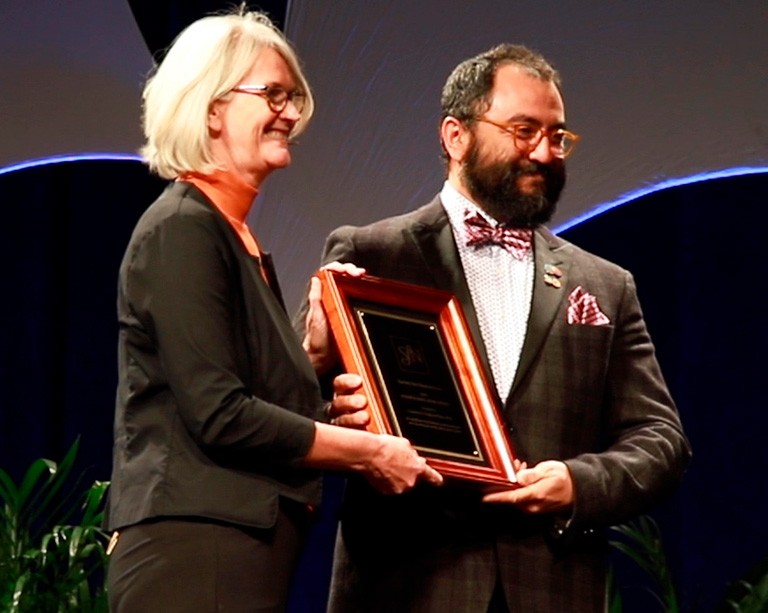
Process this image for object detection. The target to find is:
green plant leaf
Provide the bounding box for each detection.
[11,570,31,612]
[0,467,19,505]
[609,515,680,612]
[719,555,768,612]
[16,451,74,538]
[607,564,623,613]
[0,439,110,612]
[24,440,84,533]
[81,481,109,526]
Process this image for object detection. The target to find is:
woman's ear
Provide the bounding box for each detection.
[208,100,223,133]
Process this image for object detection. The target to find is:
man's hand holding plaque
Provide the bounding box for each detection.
[329,373,371,429]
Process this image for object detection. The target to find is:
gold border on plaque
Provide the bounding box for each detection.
[319,269,517,487]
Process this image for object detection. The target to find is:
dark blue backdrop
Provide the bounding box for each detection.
[2,159,767,613]
[562,172,768,611]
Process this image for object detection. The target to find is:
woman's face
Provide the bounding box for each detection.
[207,47,301,188]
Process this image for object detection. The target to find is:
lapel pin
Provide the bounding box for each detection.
[544,263,563,278]
[543,263,563,288]
[543,274,562,288]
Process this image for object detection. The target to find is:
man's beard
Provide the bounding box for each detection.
[462,137,566,228]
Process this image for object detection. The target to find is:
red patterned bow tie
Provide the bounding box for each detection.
[463,210,533,260]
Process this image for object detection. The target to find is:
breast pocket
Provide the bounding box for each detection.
[542,323,615,410]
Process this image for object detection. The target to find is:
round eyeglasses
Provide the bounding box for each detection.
[474,117,580,159]
[230,84,306,114]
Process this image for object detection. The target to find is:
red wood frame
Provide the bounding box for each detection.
[319,270,517,487]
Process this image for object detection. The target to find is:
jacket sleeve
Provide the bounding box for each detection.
[122,208,316,465]
[564,271,691,528]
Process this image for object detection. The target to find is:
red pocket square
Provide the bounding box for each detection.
[567,286,610,326]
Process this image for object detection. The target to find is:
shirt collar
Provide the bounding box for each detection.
[180,169,258,223]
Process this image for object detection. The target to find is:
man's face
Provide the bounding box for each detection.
[459,64,568,227]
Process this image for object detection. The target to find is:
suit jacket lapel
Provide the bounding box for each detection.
[509,228,572,398]
[401,199,574,408]
[406,199,496,396]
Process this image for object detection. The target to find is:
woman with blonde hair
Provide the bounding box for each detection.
[106,9,440,611]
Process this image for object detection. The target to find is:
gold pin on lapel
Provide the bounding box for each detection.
[543,263,563,288]
[544,274,562,288]
[544,263,563,277]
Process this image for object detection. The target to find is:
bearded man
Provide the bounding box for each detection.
[300,44,691,613]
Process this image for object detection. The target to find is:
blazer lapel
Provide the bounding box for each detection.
[406,199,496,395]
[259,252,287,312]
[509,228,572,399]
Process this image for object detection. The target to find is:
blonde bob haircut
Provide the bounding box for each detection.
[140,9,314,179]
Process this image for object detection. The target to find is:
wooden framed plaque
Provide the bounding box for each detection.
[319,269,518,487]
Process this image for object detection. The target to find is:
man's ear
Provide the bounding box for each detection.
[440,116,470,163]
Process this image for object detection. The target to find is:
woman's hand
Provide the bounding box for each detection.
[304,369,443,495]
[362,434,443,494]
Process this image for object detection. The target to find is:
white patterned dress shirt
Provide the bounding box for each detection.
[440,182,533,402]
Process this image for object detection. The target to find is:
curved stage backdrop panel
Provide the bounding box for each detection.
[560,171,768,612]
[0,159,166,478]
[1,1,767,611]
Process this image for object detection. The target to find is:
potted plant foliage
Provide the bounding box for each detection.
[609,515,680,612]
[609,515,768,612]
[0,438,109,612]
[716,555,768,613]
